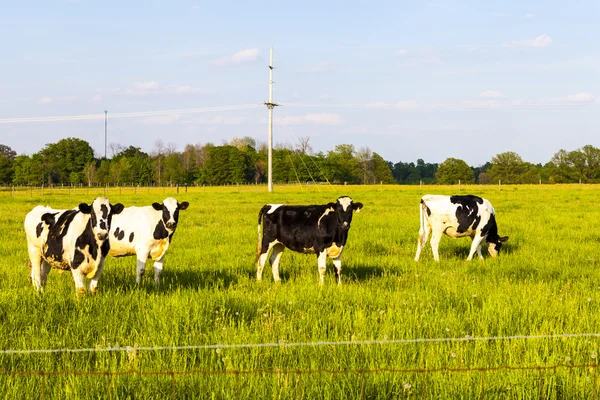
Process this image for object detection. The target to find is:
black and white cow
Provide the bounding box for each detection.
[24,197,124,295]
[256,196,363,284]
[414,194,508,262]
[108,197,189,285]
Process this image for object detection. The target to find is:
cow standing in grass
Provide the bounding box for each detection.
[108,197,189,285]
[256,196,363,284]
[24,197,124,296]
[414,194,508,262]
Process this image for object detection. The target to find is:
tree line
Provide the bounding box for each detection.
[0,138,599,186]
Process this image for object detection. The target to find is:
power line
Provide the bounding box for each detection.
[0,104,262,124]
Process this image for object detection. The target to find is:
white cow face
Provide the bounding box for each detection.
[152,197,190,231]
[332,196,363,231]
[79,197,124,240]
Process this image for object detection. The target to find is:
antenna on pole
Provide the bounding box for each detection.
[264,46,279,192]
[104,110,108,159]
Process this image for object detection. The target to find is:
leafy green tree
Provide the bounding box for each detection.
[436,158,474,184]
[0,144,17,184]
[13,154,43,185]
[487,152,539,184]
[39,138,94,184]
[369,153,395,184]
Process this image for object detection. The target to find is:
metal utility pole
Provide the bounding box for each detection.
[264,46,279,192]
[104,110,108,159]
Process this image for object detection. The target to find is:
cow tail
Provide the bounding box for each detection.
[257,205,270,259]
[419,198,426,235]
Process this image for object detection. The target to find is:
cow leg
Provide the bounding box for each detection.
[88,259,105,295]
[40,261,52,289]
[256,239,272,281]
[333,253,343,285]
[430,229,443,262]
[317,251,327,284]
[71,269,86,297]
[269,243,285,282]
[414,222,431,261]
[136,254,148,284]
[28,245,44,292]
[153,254,165,286]
[467,235,486,261]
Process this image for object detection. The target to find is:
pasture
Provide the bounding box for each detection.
[0,184,599,399]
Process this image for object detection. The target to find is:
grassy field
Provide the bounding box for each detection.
[0,184,599,399]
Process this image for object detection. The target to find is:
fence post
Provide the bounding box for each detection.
[458,180,461,192]
[420,180,422,192]
[41,184,44,197]
[498,180,501,188]
[380,181,382,191]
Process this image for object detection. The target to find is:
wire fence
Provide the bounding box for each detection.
[1,334,600,398]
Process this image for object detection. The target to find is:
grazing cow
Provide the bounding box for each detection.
[24,197,124,295]
[256,196,363,284]
[414,194,508,262]
[108,197,189,285]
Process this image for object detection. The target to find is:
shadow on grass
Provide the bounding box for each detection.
[103,267,239,294]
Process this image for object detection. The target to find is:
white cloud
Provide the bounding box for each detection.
[211,48,260,66]
[138,114,181,125]
[320,94,331,100]
[479,90,504,99]
[367,101,419,110]
[185,116,247,125]
[299,61,335,73]
[277,113,342,125]
[39,96,77,104]
[125,82,207,96]
[396,48,441,66]
[525,13,534,18]
[133,81,160,90]
[503,34,552,48]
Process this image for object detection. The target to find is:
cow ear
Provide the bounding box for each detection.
[179,201,189,210]
[327,202,336,209]
[499,236,509,243]
[111,203,125,215]
[152,202,163,211]
[353,202,364,212]
[78,203,92,214]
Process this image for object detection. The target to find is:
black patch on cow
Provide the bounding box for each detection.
[129,232,134,242]
[420,199,431,216]
[36,222,44,238]
[100,204,109,219]
[481,213,500,243]
[41,212,57,227]
[162,208,172,226]
[43,210,79,268]
[73,249,85,269]
[101,239,110,257]
[114,227,121,238]
[73,220,100,269]
[99,220,107,230]
[118,229,125,240]
[153,220,169,240]
[450,195,484,234]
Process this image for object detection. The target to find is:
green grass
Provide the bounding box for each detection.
[1,184,599,399]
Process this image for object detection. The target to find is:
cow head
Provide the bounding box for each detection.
[152,197,190,231]
[328,196,363,231]
[488,236,509,257]
[79,197,124,241]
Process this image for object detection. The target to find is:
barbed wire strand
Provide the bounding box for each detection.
[1,332,599,356]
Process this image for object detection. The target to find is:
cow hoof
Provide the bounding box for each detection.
[89,288,97,296]
[76,288,86,298]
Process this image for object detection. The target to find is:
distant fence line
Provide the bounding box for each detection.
[0,181,596,197]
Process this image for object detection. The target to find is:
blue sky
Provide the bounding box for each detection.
[1,0,599,166]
